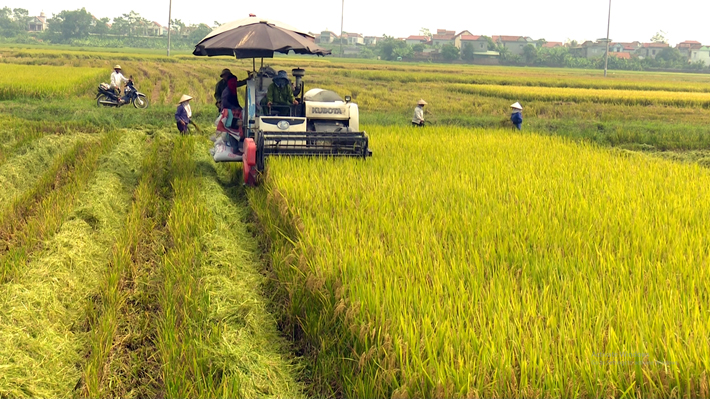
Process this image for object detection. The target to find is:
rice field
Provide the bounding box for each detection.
[0,64,105,100]
[1,45,710,398]
[250,126,710,398]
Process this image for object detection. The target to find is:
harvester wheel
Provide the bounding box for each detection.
[243,138,258,186]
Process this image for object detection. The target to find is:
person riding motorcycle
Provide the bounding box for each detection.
[110,65,129,104]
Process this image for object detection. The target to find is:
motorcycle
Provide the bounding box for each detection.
[96,78,149,109]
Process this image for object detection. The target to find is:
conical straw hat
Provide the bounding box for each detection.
[510,102,523,109]
[418,99,427,105]
[179,94,193,103]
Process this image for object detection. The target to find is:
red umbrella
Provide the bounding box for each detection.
[193,17,331,59]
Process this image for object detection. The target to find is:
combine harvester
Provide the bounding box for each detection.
[194,16,372,185]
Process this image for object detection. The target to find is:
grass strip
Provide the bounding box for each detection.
[0,130,146,397]
[193,141,304,398]
[81,132,172,398]
[0,132,118,283]
[156,136,303,397]
[0,139,92,247]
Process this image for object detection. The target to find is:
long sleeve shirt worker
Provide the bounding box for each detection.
[412,105,425,124]
[110,71,128,88]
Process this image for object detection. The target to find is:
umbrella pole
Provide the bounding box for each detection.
[253,58,255,72]
[261,58,264,69]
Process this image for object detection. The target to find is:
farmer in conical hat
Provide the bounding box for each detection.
[175,94,193,134]
[412,99,427,127]
[510,102,523,130]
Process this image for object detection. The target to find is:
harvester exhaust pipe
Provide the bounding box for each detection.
[292,68,305,96]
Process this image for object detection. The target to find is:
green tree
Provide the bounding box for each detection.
[12,8,30,33]
[188,23,211,42]
[110,16,130,36]
[47,8,93,42]
[412,43,425,53]
[91,17,111,35]
[377,35,410,61]
[655,47,684,63]
[650,30,668,44]
[441,43,460,61]
[358,47,376,59]
[461,42,475,60]
[523,44,538,63]
[419,27,432,40]
[481,35,496,51]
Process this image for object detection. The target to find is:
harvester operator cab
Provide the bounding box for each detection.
[245,67,361,136]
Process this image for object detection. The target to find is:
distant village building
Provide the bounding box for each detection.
[347,33,364,45]
[460,35,489,51]
[364,36,379,46]
[148,22,166,36]
[572,39,610,58]
[609,42,640,54]
[491,36,528,56]
[431,29,457,47]
[405,35,429,46]
[28,12,48,32]
[542,42,564,49]
[690,46,710,66]
[635,42,670,59]
[320,31,339,44]
[676,40,702,61]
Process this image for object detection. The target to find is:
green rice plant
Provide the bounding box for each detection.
[250,126,710,399]
[0,130,144,397]
[0,64,105,100]
[450,83,710,108]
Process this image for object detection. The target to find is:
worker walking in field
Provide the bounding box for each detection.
[412,99,427,127]
[510,102,523,130]
[175,94,193,134]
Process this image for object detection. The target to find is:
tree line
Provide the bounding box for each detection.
[363,35,708,72]
[0,7,213,49]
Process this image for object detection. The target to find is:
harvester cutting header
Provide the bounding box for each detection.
[193,16,372,186]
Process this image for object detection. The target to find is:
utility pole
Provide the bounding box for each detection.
[604,0,611,77]
[167,0,172,56]
[340,0,344,57]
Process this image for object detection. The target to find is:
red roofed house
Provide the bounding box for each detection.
[542,42,564,48]
[677,40,703,61]
[406,35,430,46]
[609,42,640,54]
[491,35,528,56]
[320,31,339,44]
[147,21,166,36]
[28,12,48,32]
[460,35,489,52]
[342,32,364,45]
[635,42,670,59]
[609,52,631,60]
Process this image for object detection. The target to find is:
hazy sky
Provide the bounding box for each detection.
[10,0,710,45]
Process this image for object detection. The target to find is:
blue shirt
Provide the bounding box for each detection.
[175,103,190,124]
[511,111,523,125]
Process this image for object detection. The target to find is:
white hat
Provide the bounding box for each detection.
[114,65,122,69]
[179,94,193,103]
[418,99,428,105]
[510,102,523,110]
